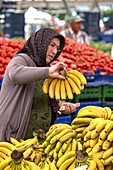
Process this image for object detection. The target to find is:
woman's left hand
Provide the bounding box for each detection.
[59,102,80,114]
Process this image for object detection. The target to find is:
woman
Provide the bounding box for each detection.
[0,28,79,142]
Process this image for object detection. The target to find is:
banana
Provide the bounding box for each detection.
[95,120,110,133]
[93,157,104,170]
[98,138,105,146]
[58,147,63,159]
[104,121,113,134]
[71,117,93,125]
[61,138,72,153]
[84,130,91,141]
[86,147,92,154]
[43,77,53,94]
[59,156,75,170]
[0,151,8,159]
[105,165,113,170]
[91,129,100,139]
[102,146,113,159]
[71,138,77,151]
[92,143,102,154]
[60,79,67,100]
[0,142,15,151]
[104,107,112,119]
[67,70,87,84]
[29,150,36,162]
[0,157,12,169]
[102,140,111,150]
[89,119,102,131]
[66,76,81,95]
[53,148,59,160]
[50,128,73,144]
[55,140,63,153]
[0,157,4,163]
[67,160,75,170]
[10,137,20,146]
[77,141,83,150]
[0,147,12,157]
[64,78,73,99]
[34,152,42,165]
[65,142,72,152]
[83,140,90,149]
[99,129,108,140]
[71,124,87,130]
[15,138,32,147]
[49,78,58,99]
[90,137,98,147]
[59,131,75,143]
[3,164,12,170]
[50,126,67,137]
[87,159,97,170]
[107,129,113,142]
[46,158,57,170]
[93,151,104,159]
[102,155,113,166]
[66,72,83,90]
[77,109,101,118]
[57,151,75,168]
[74,127,86,133]
[23,159,39,170]
[55,79,61,100]
[23,147,33,159]
[44,143,56,154]
[16,137,38,152]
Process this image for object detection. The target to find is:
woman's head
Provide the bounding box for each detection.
[17,28,65,66]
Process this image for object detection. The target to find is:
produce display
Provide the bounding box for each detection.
[0,105,113,169]
[43,69,87,100]
[0,37,113,79]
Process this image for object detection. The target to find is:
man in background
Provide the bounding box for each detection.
[61,15,90,44]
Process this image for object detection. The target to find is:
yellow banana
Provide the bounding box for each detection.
[90,137,98,148]
[61,138,72,153]
[50,128,73,144]
[66,76,81,95]
[91,129,100,139]
[102,146,113,159]
[71,123,87,130]
[93,151,104,159]
[95,119,110,133]
[60,79,67,100]
[104,121,113,133]
[49,78,58,99]
[65,142,72,152]
[29,150,36,162]
[42,140,49,148]
[3,164,12,170]
[77,109,101,118]
[50,126,67,137]
[77,141,83,150]
[15,138,32,147]
[23,147,33,159]
[72,117,93,125]
[107,129,113,142]
[102,155,113,166]
[23,159,39,170]
[92,143,102,154]
[0,157,12,169]
[55,140,63,153]
[67,160,75,170]
[84,130,91,141]
[46,158,57,170]
[0,151,8,159]
[87,159,97,170]
[0,157,4,163]
[98,138,105,146]
[104,107,112,119]
[57,151,75,168]
[55,79,61,100]
[71,138,77,151]
[0,147,12,157]
[0,142,15,151]
[67,69,87,84]
[53,148,59,160]
[10,137,20,146]
[64,78,73,99]
[58,147,63,159]
[59,156,75,170]
[89,119,103,131]
[59,131,75,143]
[34,152,42,165]
[93,157,104,170]
[44,143,56,154]
[83,140,90,149]
[102,140,111,150]
[66,72,83,90]
[42,77,53,94]
[99,129,108,140]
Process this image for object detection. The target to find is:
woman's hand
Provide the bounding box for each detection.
[59,102,80,114]
[49,62,66,79]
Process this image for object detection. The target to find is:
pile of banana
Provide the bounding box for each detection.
[43,69,87,100]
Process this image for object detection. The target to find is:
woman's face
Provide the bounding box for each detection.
[46,37,60,64]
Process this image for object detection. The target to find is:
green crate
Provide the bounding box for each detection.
[74,86,102,103]
[102,85,113,102]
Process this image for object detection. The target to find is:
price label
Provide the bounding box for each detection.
[73,165,87,170]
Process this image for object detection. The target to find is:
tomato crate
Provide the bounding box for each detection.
[102,85,113,102]
[74,86,102,103]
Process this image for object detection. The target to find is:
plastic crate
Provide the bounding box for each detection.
[72,101,102,120]
[102,102,113,109]
[54,115,72,125]
[102,85,113,102]
[74,86,102,103]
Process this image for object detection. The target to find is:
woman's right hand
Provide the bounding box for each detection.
[49,62,66,79]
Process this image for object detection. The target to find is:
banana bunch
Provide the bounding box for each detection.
[87,157,104,170]
[0,149,39,170]
[43,69,87,100]
[38,158,57,170]
[42,123,83,163]
[0,141,16,163]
